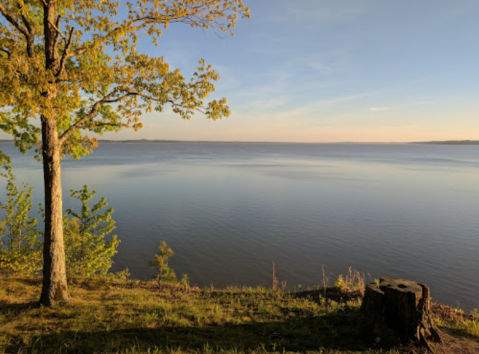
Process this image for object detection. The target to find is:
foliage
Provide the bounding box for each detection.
[64,185,120,277]
[102,268,131,282]
[180,273,190,290]
[0,174,125,278]
[0,0,250,159]
[334,274,346,290]
[149,241,176,284]
[0,161,41,276]
[333,268,366,296]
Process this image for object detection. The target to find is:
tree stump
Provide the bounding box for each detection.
[360,277,442,351]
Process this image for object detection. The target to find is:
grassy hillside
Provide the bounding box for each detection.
[0,277,478,354]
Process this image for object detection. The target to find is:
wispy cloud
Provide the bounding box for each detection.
[307,61,331,73]
[369,107,392,112]
[267,1,369,23]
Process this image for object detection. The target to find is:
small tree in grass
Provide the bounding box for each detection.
[149,241,176,284]
[0,160,41,276]
[64,185,120,277]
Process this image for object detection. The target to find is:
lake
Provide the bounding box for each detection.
[1,142,478,310]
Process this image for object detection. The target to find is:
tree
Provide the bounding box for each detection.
[0,160,42,276]
[64,185,119,277]
[149,241,176,284]
[0,0,249,306]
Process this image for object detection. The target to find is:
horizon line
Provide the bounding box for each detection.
[0,139,478,144]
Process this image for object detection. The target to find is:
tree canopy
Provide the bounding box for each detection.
[0,0,250,157]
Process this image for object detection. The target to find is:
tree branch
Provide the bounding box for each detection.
[0,3,29,39]
[102,92,149,104]
[62,2,231,61]
[59,86,209,144]
[58,91,118,144]
[0,2,35,57]
[65,17,159,60]
[55,27,74,78]
[16,1,34,36]
[50,14,67,42]
[52,14,63,56]
[103,92,206,114]
[64,5,226,61]
[0,47,10,58]
[85,122,124,128]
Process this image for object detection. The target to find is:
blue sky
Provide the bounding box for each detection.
[127,0,478,142]
[25,1,479,142]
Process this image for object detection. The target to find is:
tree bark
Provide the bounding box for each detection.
[360,277,441,351]
[38,0,70,307]
[39,117,70,307]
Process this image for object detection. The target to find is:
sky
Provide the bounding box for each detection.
[128,0,478,143]
[11,0,479,142]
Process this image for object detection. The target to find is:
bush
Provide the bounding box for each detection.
[0,162,41,276]
[64,185,120,277]
[0,160,125,279]
[149,241,177,284]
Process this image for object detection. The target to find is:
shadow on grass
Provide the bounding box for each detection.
[0,300,39,314]
[5,312,377,353]
[1,277,42,287]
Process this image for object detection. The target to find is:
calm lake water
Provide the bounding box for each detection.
[1,142,478,310]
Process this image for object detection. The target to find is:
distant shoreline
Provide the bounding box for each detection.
[1,139,479,145]
[411,140,479,145]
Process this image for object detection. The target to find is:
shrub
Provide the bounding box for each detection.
[0,162,41,276]
[64,185,120,277]
[149,241,177,284]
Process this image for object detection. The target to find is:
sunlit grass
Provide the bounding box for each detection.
[0,276,477,354]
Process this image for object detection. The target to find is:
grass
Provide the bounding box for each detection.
[431,303,479,338]
[0,276,478,354]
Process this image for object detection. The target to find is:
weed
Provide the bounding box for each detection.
[334,274,345,290]
[332,267,365,296]
[272,262,278,291]
[180,274,190,291]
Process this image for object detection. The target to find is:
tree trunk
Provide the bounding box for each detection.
[360,277,441,351]
[39,117,70,307]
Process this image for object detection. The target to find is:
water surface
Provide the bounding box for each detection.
[1,142,478,310]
